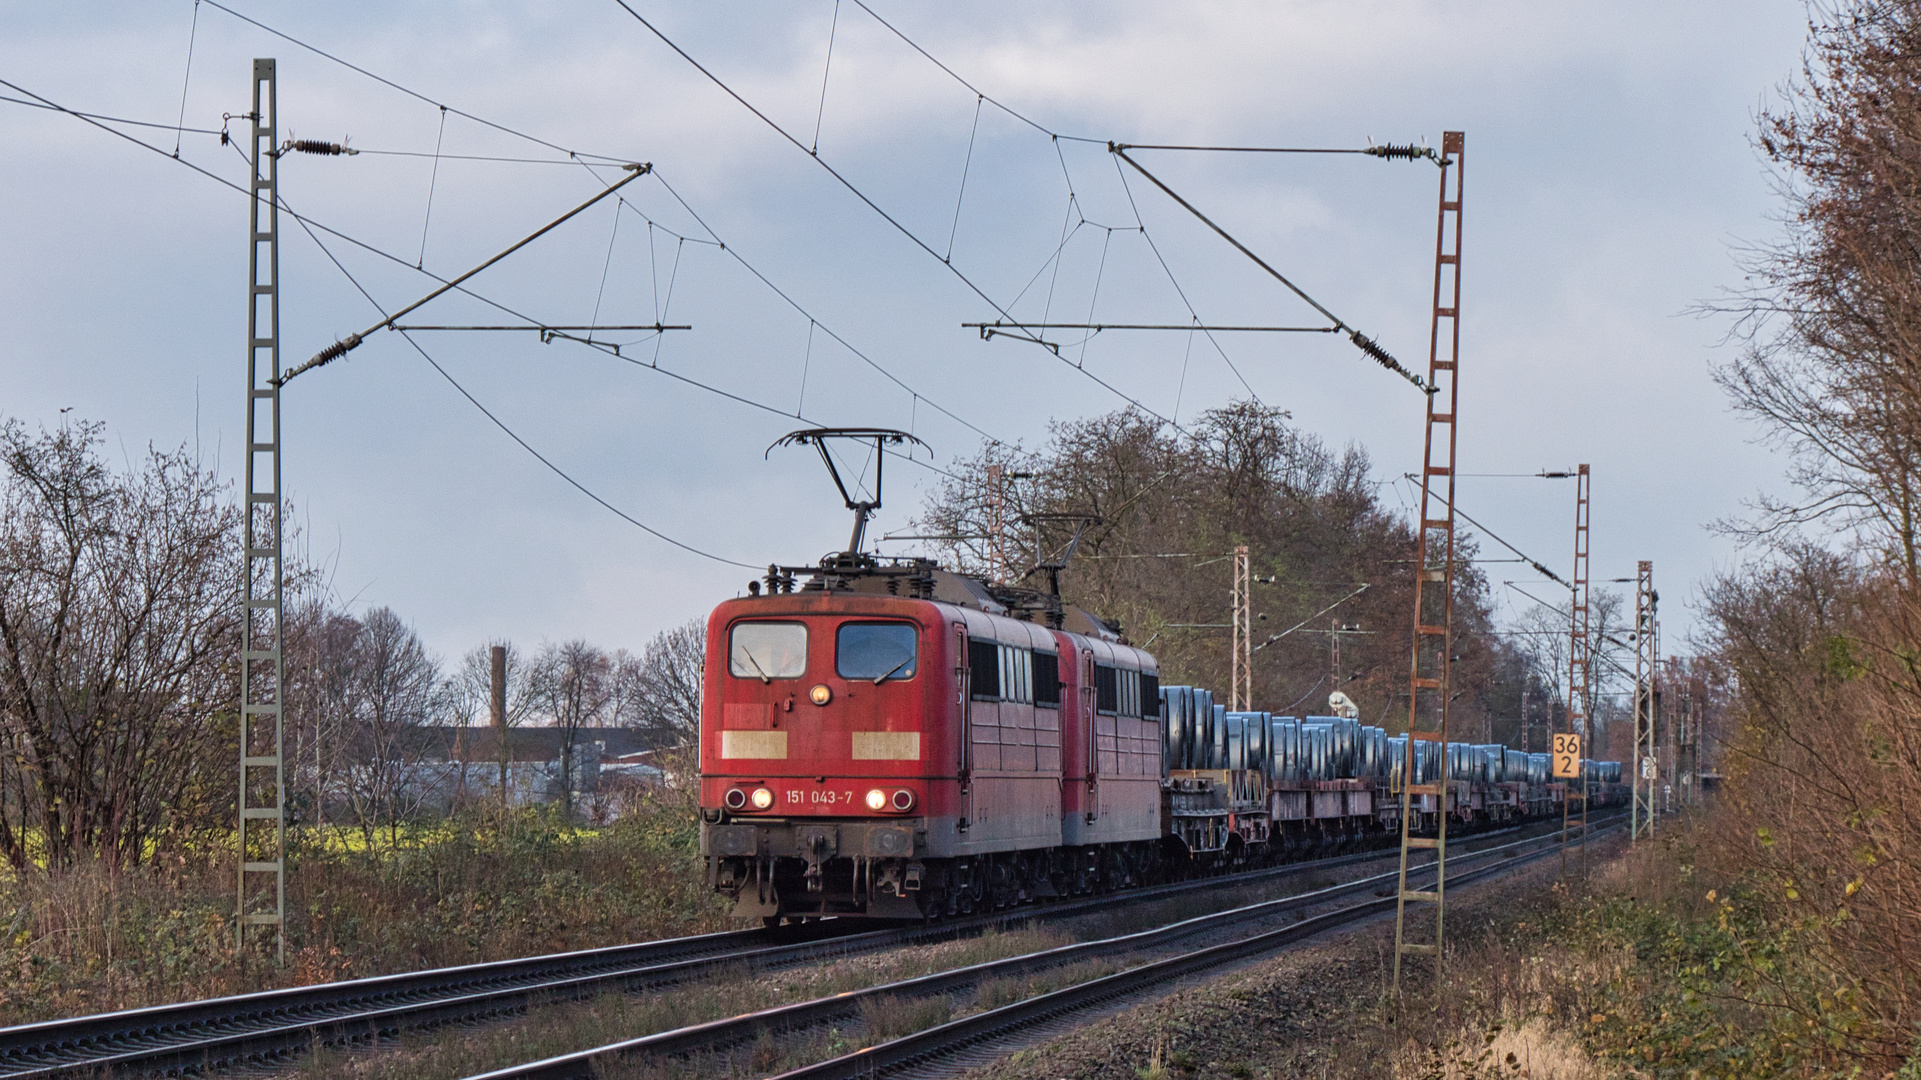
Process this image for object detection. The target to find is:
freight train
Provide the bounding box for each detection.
[699,554,1621,923]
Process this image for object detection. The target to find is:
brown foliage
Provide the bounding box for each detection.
[1700,550,1921,1064]
[1716,0,1921,581]
[914,401,1530,734]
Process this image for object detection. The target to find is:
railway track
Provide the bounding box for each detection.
[0,816,1599,1078]
[463,818,1620,1080]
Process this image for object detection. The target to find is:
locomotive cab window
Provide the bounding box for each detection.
[730,621,808,681]
[836,622,918,681]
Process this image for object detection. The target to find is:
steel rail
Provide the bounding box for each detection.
[0,815,1591,1078]
[464,818,1619,1080]
[767,822,1622,1080]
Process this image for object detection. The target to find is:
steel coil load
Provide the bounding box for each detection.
[1359,726,1386,778]
[1503,748,1529,783]
[1298,718,1329,776]
[1191,689,1216,768]
[1304,716,1359,777]
[1412,738,1440,784]
[1243,711,1269,774]
[1269,717,1301,781]
[1160,686,1187,770]
[1385,735,1407,784]
[1223,712,1246,771]
[1209,703,1227,769]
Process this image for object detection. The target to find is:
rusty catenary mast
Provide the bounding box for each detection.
[1563,464,1591,874]
[1392,130,1464,996]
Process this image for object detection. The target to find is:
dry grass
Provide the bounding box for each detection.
[0,803,729,1025]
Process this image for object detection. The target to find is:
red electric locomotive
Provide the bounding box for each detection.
[697,428,1629,922]
[699,555,1165,922]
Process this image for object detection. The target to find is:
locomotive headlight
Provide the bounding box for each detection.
[724,788,748,810]
[891,789,916,812]
[750,787,775,810]
[810,684,832,706]
[864,788,888,812]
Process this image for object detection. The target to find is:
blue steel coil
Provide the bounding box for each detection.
[1270,718,1301,781]
[1244,711,1269,775]
[1211,703,1227,770]
[1223,713,1245,771]
[1193,690,1209,770]
[1160,687,1183,771]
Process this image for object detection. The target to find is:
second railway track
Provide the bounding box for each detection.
[0,817,1598,1078]
[463,818,1621,1080]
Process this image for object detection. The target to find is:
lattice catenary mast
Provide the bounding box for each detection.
[1563,464,1591,875]
[1391,130,1464,996]
[1231,544,1251,711]
[1631,560,1659,840]
[238,58,286,964]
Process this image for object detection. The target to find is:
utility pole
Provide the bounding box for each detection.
[1392,130,1464,997]
[1563,463,1591,876]
[238,58,286,965]
[1231,544,1251,711]
[1631,561,1658,840]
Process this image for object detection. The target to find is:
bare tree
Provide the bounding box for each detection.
[0,418,241,870]
[616,619,705,747]
[1708,1,1921,583]
[530,640,610,819]
[284,604,364,831]
[337,607,441,846]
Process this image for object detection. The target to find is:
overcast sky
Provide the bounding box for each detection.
[2,1,1809,664]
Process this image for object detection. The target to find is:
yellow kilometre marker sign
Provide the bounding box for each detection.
[1552,733,1582,778]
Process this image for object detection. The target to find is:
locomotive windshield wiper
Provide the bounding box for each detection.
[873,655,913,685]
[741,651,773,685]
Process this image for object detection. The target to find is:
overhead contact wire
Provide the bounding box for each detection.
[1112,158,1261,404]
[199,0,630,164]
[1110,145,1431,394]
[172,0,202,157]
[280,191,759,569]
[607,0,1179,426]
[184,3,1009,460]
